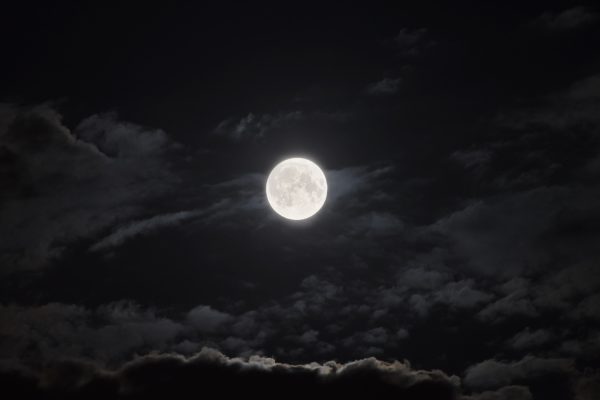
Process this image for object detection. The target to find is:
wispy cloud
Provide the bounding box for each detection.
[533,6,598,31]
[90,210,204,251]
[394,27,433,55]
[213,111,303,141]
[366,77,402,95]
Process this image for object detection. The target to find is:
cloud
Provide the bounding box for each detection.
[507,328,555,350]
[90,210,203,251]
[325,164,394,205]
[532,262,600,311]
[474,260,600,324]
[0,302,184,367]
[366,77,402,95]
[93,171,270,249]
[213,110,352,142]
[433,187,566,277]
[534,6,598,31]
[76,112,174,157]
[478,291,538,323]
[451,149,492,170]
[462,385,532,400]
[213,111,304,141]
[439,71,600,330]
[392,276,493,319]
[474,71,600,205]
[575,371,600,400]
[187,305,233,333]
[399,266,450,290]
[0,347,462,399]
[567,74,600,101]
[0,299,594,398]
[4,344,591,399]
[575,293,600,320]
[433,279,493,309]
[0,297,401,368]
[0,104,180,272]
[394,27,431,55]
[349,212,404,236]
[558,331,600,360]
[464,355,574,390]
[1,104,328,267]
[498,73,600,130]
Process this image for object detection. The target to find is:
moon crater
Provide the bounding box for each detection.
[266,158,327,220]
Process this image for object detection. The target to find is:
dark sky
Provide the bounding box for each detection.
[1,2,600,399]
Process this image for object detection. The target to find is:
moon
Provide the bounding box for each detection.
[266,158,327,220]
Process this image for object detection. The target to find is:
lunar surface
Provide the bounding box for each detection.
[266,158,327,220]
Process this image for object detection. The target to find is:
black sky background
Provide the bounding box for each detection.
[1,2,600,399]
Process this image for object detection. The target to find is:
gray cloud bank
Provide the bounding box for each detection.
[1,300,598,399]
[0,345,554,400]
[0,104,180,273]
[1,345,596,399]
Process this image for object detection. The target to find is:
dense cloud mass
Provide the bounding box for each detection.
[0,105,180,273]
[1,2,600,399]
[0,348,462,399]
[534,6,598,31]
[1,347,597,399]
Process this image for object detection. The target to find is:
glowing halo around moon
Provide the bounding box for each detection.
[266,158,327,220]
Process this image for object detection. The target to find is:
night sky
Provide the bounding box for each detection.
[1,2,600,399]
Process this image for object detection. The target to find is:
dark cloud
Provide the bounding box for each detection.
[2,6,600,399]
[394,27,432,55]
[213,111,304,141]
[575,371,600,400]
[399,266,450,291]
[433,279,493,309]
[464,355,574,390]
[498,73,600,131]
[474,259,600,324]
[532,262,600,311]
[558,331,600,360]
[462,385,533,400]
[213,110,350,142]
[478,286,538,323]
[451,149,492,170]
[433,187,566,277]
[325,163,394,205]
[575,293,600,320]
[186,305,233,333]
[0,302,184,368]
[366,77,402,95]
[349,211,405,236]
[433,72,600,291]
[506,328,555,350]
[0,347,464,399]
[2,345,596,399]
[90,210,203,251]
[0,105,180,273]
[2,298,597,398]
[76,113,176,157]
[534,6,598,31]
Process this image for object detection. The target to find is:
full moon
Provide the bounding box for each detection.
[266,158,327,220]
